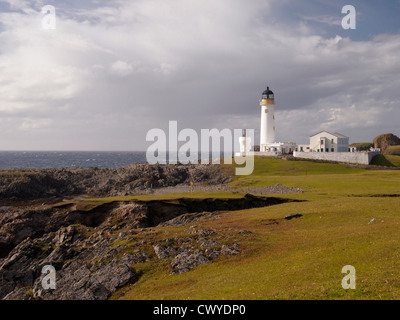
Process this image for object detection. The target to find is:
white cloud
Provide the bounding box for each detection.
[0,0,399,150]
[19,118,51,130]
[110,60,134,76]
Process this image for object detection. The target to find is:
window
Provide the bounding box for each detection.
[326,148,329,152]
[321,140,324,145]
[331,148,334,152]
[321,149,323,152]
[331,139,334,144]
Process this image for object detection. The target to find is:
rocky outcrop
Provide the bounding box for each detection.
[0,195,299,260]
[171,250,209,274]
[0,192,301,300]
[373,133,400,154]
[0,226,140,300]
[0,163,231,200]
[33,259,137,300]
[153,245,177,260]
[0,220,243,300]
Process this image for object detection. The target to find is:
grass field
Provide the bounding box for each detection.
[370,155,400,167]
[385,146,400,156]
[94,157,400,300]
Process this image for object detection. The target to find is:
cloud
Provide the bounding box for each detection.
[110,60,134,76]
[0,0,399,150]
[300,14,342,27]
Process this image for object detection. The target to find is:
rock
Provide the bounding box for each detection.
[204,248,220,259]
[33,260,136,300]
[238,230,252,235]
[171,250,209,274]
[178,237,193,244]
[161,212,209,227]
[284,213,303,220]
[373,133,400,154]
[53,226,75,246]
[121,252,150,264]
[221,244,240,256]
[153,245,176,260]
[0,163,231,201]
[198,239,221,249]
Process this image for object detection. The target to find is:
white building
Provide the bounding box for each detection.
[308,131,349,153]
[253,86,297,155]
[239,130,252,155]
[260,87,275,149]
[297,144,311,152]
[237,86,297,156]
[235,85,380,165]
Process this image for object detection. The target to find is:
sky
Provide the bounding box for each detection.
[0,0,399,151]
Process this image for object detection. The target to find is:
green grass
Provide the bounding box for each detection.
[120,197,400,300]
[65,156,400,300]
[385,146,400,156]
[370,155,400,167]
[242,157,363,177]
[349,143,374,151]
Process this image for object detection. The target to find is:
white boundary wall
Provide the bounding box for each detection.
[293,151,381,165]
[253,151,281,157]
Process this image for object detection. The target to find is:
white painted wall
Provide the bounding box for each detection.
[309,131,349,152]
[293,151,381,165]
[260,104,275,148]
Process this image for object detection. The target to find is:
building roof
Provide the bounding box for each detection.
[310,131,349,139]
[262,86,274,98]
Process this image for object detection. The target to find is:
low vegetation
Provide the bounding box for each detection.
[2,156,400,300]
[111,157,400,299]
[349,142,374,151]
[385,146,400,156]
[370,155,400,167]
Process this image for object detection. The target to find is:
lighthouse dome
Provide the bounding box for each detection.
[262,87,274,99]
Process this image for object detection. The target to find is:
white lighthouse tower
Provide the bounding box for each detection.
[260,86,275,151]
[237,85,297,157]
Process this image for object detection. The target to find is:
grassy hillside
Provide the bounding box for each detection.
[81,157,400,300]
[119,196,400,300]
[385,146,400,156]
[370,155,400,167]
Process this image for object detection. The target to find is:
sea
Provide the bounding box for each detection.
[0,151,229,170]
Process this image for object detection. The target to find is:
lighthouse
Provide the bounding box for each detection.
[260,86,275,151]
[236,85,297,157]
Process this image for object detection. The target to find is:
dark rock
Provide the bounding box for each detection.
[32,260,136,300]
[221,244,240,256]
[0,163,231,201]
[284,213,303,220]
[204,248,221,259]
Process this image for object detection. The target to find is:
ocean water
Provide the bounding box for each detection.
[0,151,229,170]
[0,151,147,170]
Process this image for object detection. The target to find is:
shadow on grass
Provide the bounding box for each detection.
[370,155,395,167]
